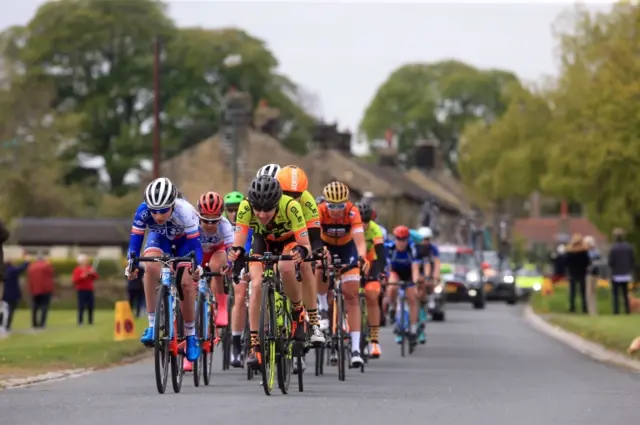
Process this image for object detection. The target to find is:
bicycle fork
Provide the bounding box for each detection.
[160,266,180,357]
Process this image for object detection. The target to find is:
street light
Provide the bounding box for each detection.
[222,54,244,191]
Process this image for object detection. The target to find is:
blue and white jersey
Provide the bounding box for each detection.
[128,198,203,263]
[199,216,234,253]
[379,225,389,242]
[385,240,420,270]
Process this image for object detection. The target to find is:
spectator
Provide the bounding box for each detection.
[71,254,98,325]
[566,234,590,313]
[0,219,9,283]
[127,264,145,318]
[608,228,634,315]
[550,244,567,283]
[1,256,30,330]
[27,253,55,328]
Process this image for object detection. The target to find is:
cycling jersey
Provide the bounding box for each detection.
[235,195,308,244]
[364,221,384,261]
[416,242,440,278]
[199,216,234,264]
[379,225,389,242]
[298,190,321,229]
[385,240,420,270]
[318,201,363,246]
[128,198,203,264]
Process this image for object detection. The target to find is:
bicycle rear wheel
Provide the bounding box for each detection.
[203,296,215,386]
[336,295,346,382]
[259,283,277,395]
[277,297,293,394]
[359,294,368,373]
[171,301,185,393]
[154,285,170,394]
[399,295,406,358]
[194,293,204,387]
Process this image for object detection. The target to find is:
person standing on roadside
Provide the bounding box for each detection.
[566,234,590,313]
[127,264,145,318]
[2,255,30,331]
[608,228,634,315]
[71,254,99,325]
[27,253,55,328]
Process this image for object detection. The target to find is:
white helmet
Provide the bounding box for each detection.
[144,177,178,209]
[417,226,433,239]
[256,164,281,178]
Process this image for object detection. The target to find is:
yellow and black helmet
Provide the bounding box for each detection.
[323,181,349,203]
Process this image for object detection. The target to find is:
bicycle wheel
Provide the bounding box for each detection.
[203,296,215,386]
[296,342,304,392]
[171,300,185,393]
[314,343,324,376]
[336,294,346,382]
[258,282,277,395]
[399,294,406,358]
[194,293,204,387]
[223,288,234,370]
[154,285,170,394]
[277,295,293,394]
[359,294,368,373]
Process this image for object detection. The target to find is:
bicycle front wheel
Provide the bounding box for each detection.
[336,295,346,382]
[154,285,170,394]
[259,283,277,395]
[359,294,368,373]
[203,296,215,385]
[277,295,293,394]
[170,300,185,393]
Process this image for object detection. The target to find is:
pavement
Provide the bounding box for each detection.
[2,304,639,425]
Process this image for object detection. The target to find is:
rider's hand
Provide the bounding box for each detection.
[291,248,306,265]
[359,257,371,275]
[124,264,138,279]
[324,246,332,264]
[228,247,241,262]
[191,265,204,280]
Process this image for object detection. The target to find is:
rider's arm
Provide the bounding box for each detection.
[183,207,204,265]
[127,203,148,257]
[287,199,312,253]
[372,242,386,276]
[349,206,367,259]
[301,191,323,252]
[410,243,421,283]
[431,245,441,280]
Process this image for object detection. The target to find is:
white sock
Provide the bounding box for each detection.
[232,331,242,337]
[410,323,418,334]
[351,331,360,352]
[185,321,195,336]
[148,313,155,328]
[318,294,329,311]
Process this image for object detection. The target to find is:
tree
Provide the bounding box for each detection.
[359,60,520,172]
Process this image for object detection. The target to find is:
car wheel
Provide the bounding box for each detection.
[432,312,445,321]
[506,297,517,305]
[473,300,485,309]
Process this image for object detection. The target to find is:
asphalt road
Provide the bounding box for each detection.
[2,304,639,425]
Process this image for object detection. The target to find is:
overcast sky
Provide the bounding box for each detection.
[2,0,614,157]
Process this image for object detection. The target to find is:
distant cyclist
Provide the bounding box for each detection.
[415,226,439,344]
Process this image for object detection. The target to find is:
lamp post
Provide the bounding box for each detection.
[152,37,162,179]
[222,54,244,191]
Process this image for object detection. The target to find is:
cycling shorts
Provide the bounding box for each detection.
[144,232,191,260]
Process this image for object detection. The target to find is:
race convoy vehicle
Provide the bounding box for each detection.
[440,245,486,309]
[481,250,518,305]
[515,265,544,299]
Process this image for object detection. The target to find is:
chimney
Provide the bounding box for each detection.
[414,139,439,171]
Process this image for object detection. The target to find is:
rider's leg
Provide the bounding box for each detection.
[364,280,382,357]
[279,246,305,341]
[138,233,170,344]
[300,261,324,343]
[209,250,228,326]
[231,275,248,365]
[316,261,330,330]
[405,285,419,338]
[341,268,362,363]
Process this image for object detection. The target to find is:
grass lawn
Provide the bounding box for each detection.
[0,309,148,380]
[530,286,640,358]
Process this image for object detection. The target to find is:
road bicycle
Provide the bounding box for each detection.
[129,251,196,394]
[388,281,417,357]
[193,269,223,387]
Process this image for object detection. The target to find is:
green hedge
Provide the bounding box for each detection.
[15,258,124,278]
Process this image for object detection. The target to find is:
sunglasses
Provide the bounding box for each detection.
[200,216,221,225]
[150,207,171,214]
[396,237,409,242]
[225,207,238,214]
[327,202,346,210]
[252,205,275,213]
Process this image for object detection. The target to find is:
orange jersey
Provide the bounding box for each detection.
[318,201,364,246]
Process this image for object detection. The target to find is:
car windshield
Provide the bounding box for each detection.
[441,251,476,268]
[517,269,541,277]
[482,251,500,268]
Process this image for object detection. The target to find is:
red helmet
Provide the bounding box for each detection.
[393,225,410,239]
[197,191,224,217]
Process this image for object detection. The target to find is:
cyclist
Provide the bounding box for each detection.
[228,174,312,368]
[257,163,281,178]
[315,195,326,205]
[317,181,370,367]
[275,166,325,336]
[384,225,421,348]
[181,191,234,372]
[370,207,389,242]
[415,226,440,344]
[224,191,255,367]
[126,177,204,363]
[355,201,386,358]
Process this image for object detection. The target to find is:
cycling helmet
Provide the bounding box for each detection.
[356,201,373,222]
[256,163,281,178]
[315,195,326,204]
[393,225,410,239]
[248,175,282,211]
[144,177,178,209]
[197,191,224,217]
[224,191,244,206]
[323,181,349,203]
[417,226,433,239]
[276,165,309,194]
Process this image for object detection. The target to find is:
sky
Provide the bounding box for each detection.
[0,0,615,161]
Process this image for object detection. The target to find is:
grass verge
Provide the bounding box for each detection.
[530,286,640,358]
[0,309,148,380]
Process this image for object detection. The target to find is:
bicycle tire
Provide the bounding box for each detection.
[314,345,323,376]
[296,342,304,392]
[337,294,346,382]
[203,295,215,386]
[154,285,170,394]
[258,281,277,395]
[170,300,185,393]
[359,294,368,373]
[277,295,292,394]
[194,293,204,387]
[399,294,406,358]
[223,288,234,370]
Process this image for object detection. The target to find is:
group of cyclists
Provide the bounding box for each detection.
[124,162,441,380]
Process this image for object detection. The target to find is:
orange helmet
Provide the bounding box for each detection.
[393,225,410,239]
[276,165,309,194]
[197,192,224,217]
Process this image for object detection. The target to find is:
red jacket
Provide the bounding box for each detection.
[72,265,99,291]
[27,260,55,296]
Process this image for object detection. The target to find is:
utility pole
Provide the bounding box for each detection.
[224,89,251,192]
[152,37,162,179]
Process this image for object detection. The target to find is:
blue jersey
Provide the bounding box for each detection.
[415,243,439,264]
[409,229,422,245]
[385,240,420,270]
[128,199,204,265]
[245,228,253,253]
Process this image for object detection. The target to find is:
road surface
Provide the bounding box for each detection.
[2,304,639,425]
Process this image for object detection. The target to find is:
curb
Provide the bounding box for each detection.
[0,368,94,389]
[523,305,640,373]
